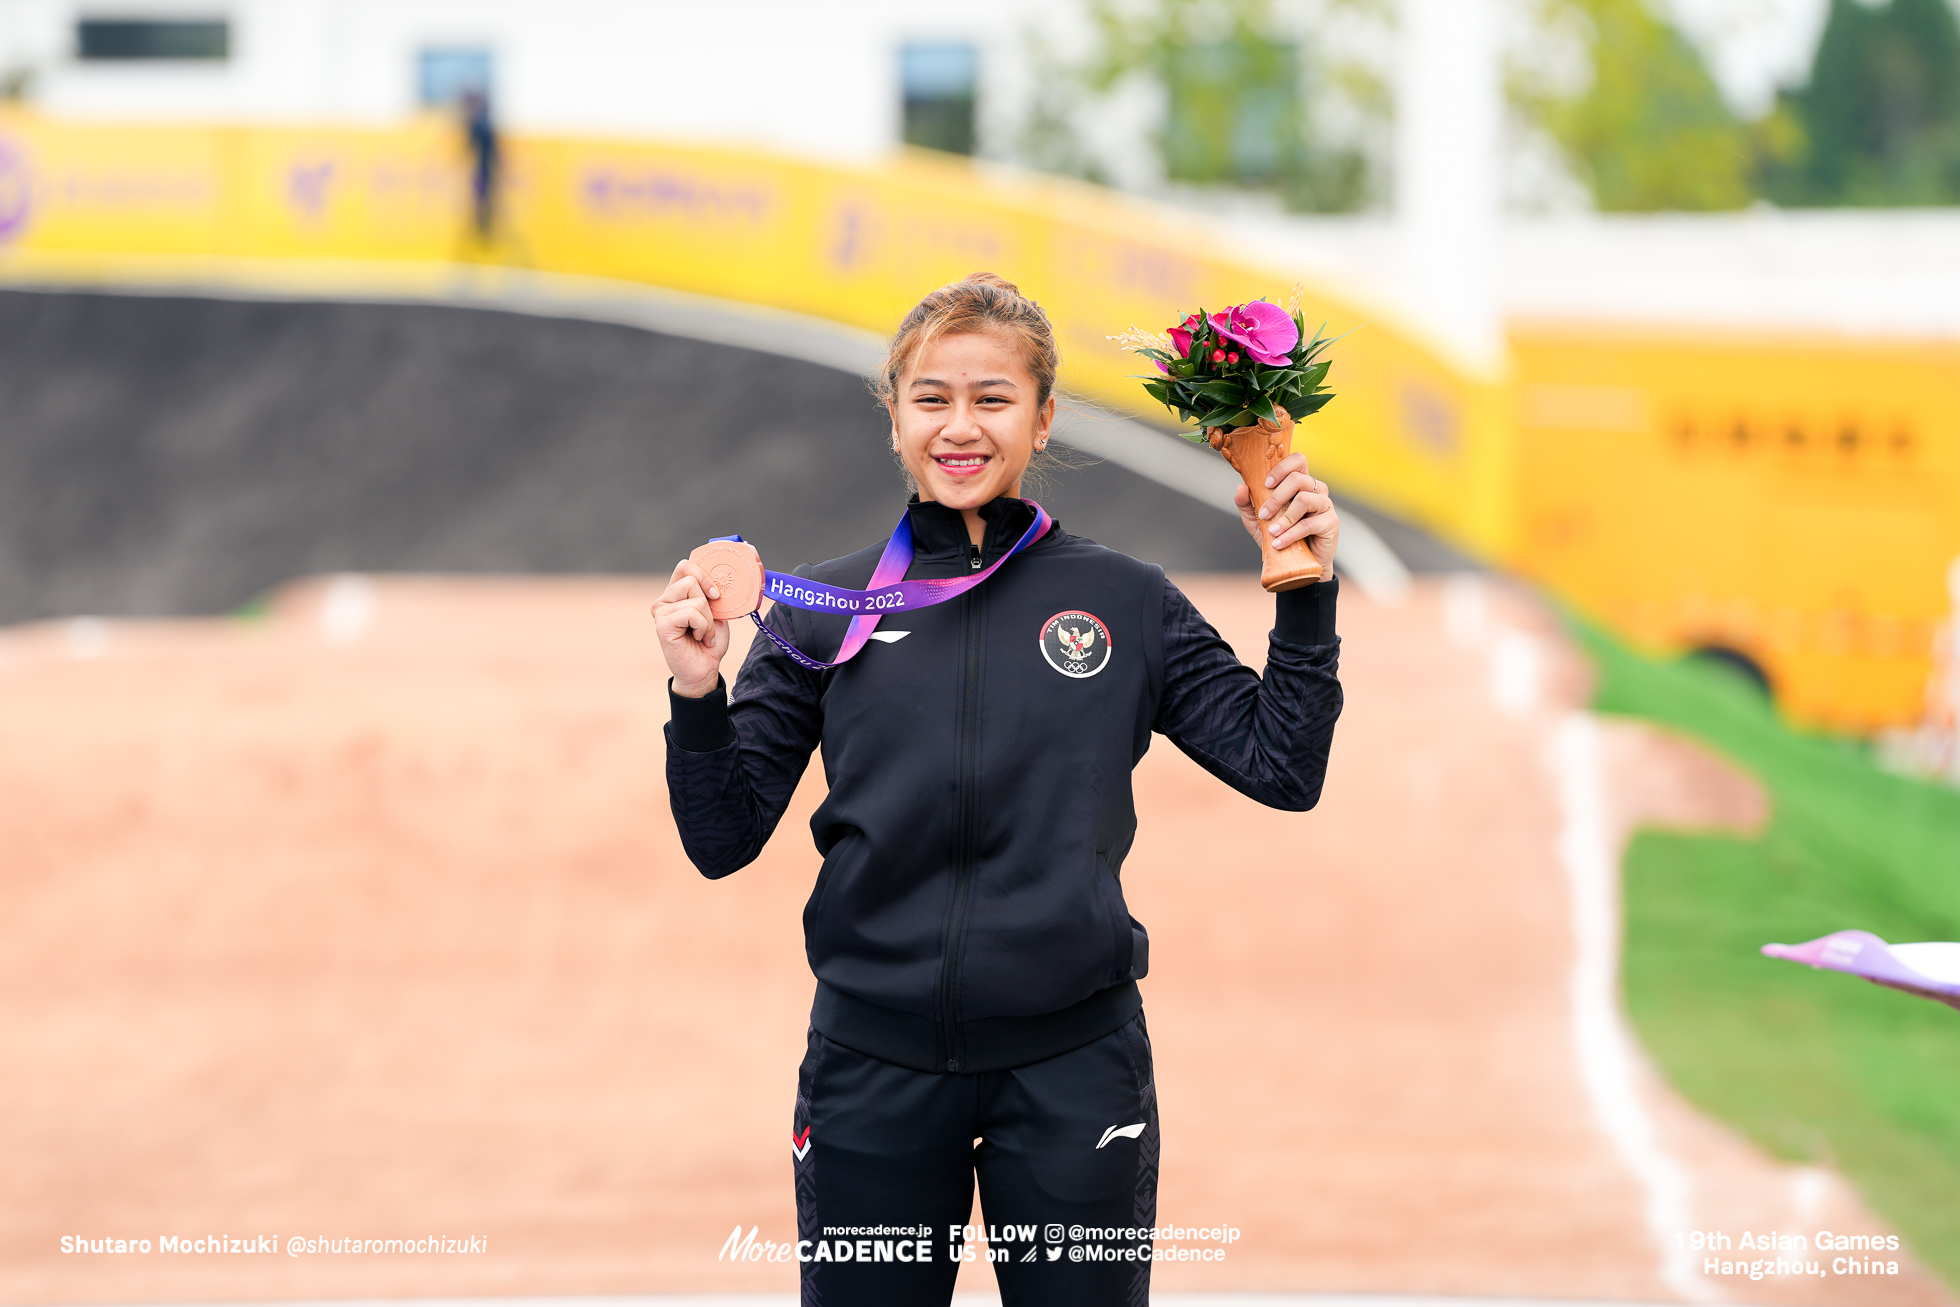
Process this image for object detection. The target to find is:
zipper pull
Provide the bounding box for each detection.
[969,548,982,571]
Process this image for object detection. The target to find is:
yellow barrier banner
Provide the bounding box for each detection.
[9,110,1956,730]
[0,111,1498,559]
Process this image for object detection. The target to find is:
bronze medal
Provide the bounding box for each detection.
[688,539,765,619]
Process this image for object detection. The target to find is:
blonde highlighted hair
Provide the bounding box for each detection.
[873,272,1061,408]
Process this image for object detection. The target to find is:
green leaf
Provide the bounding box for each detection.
[1249,394,1279,424]
[1192,379,1247,402]
[1141,379,1173,404]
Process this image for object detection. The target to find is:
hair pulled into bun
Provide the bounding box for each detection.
[956,271,1021,295]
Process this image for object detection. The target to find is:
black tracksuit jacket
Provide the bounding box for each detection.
[666,496,1342,1074]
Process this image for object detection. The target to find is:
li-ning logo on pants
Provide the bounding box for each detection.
[791,1126,811,1161]
[1095,1122,1145,1149]
[1040,610,1112,678]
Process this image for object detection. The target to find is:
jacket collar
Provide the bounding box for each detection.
[905,496,1040,563]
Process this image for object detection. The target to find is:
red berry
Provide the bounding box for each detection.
[1228,352,1240,363]
[1212,349,1226,362]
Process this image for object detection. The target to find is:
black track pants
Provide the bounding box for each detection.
[792,1013,1159,1307]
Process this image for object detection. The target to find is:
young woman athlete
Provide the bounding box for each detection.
[655,273,1343,1307]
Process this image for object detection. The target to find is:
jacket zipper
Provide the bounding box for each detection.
[938,543,985,1071]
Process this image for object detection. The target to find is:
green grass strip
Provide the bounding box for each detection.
[231,593,272,622]
[1568,618,1960,1289]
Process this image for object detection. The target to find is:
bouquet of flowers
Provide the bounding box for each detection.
[1113,295,1337,591]
[1118,298,1335,441]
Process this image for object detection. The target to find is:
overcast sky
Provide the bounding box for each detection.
[1665,0,1837,114]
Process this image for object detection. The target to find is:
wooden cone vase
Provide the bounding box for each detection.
[1211,406,1323,592]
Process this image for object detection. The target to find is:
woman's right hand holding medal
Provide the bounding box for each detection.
[653,559,731,699]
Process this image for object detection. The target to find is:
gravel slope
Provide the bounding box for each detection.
[0,289,1266,625]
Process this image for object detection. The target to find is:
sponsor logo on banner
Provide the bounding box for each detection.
[579,165,773,226]
[1039,610,1112,679]
[0,137,31,242]
[287,159,337,220]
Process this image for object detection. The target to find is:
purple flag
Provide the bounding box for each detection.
[1763,931,1960,1011]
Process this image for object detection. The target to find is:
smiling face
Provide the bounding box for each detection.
[890,329,1055,519]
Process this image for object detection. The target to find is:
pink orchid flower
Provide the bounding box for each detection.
[1208,301,1298,367]
[1166,313,1202,359]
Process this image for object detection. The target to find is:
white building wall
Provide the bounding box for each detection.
[1395,0,1504,376]
[2,0,1048,161]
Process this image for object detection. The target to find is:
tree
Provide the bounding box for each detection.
[1766,0,1960,206]
[1515,0,1754,211]
[1020,0,1384,212]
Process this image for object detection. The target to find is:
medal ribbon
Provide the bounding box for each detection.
[715,499,1053,671]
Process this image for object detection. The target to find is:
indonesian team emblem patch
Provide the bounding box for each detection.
[1040,610,1112,679]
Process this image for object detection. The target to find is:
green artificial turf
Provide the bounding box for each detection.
[1569,620,1960,1289]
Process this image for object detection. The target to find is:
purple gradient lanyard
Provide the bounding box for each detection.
[719,500,1053,670]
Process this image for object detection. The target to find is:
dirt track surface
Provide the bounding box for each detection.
[1,574,1948,1306]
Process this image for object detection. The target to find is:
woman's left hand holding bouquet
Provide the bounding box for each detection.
[653,559,733,698]
[1237,450,1340,579]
